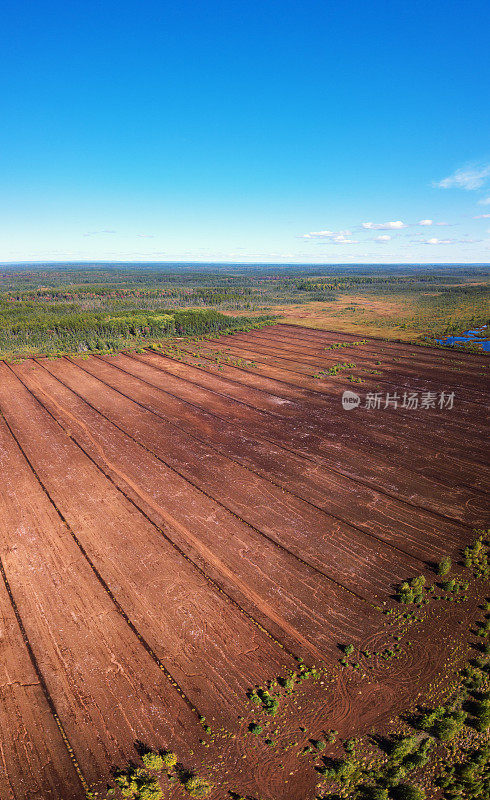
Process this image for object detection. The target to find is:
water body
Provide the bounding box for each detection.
[436,326,490,352]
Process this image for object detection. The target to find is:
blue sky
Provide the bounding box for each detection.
[1,0,489,264]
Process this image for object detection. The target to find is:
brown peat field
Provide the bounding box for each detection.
[0,323,488,800]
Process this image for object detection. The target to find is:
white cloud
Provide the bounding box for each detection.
[331,234,358,243]
[474,213,490,219]
[478,197,490,205]
[375,234,391,242]
[418,219,433,226]
[435,164,490,190]
[303,230,332,239]
[421,236,481,245]
[303,229,352,239]
[361,221,406,230]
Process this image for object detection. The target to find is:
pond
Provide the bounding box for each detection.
[436,325,490,352]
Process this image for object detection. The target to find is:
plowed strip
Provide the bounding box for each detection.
[185,342,487,514]
[129,348,485,496]
[28,356,449,601]
[0,413,204,792]
[0,364,299,723]
[70,351,486,524]
[90,352,471,561]
[275,323,489,371]
[202,334,487,444]
[226,328,489,398]
[0,567,86,800]
[10,358,385,656]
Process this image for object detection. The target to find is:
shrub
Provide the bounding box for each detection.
[184,775,213,797]
[138,782,163,800]
[383,764,406,785]
[141,752,164,771]
[399,584,413,603]
[472,696,490,731]
[417,706,466,740]
[463,533,489,578]
[161,751,177,769]
[114,770,163,800]
[258,689,279,715]
[322,758,355,780]
[396,577,427,604]
[410,575,426,603]
[389,735,418,762]
[433,710,466,740]
[437,557,451,575]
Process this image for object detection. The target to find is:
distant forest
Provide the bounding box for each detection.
[0,264,488,357]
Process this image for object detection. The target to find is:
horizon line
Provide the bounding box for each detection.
[1,260,490,268]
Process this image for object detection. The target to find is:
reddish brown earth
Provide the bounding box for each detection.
[0,324,488,799]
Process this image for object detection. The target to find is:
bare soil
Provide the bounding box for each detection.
[0,324,488,799]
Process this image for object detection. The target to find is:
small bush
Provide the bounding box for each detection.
[417,705,466,740]
[321,758,355,779]
[141,752,164,771]
[433,711,466,740]
[397,582,413,604]
[437,557,451,575]
[161,751,177,769]
[138,783,163,800]
[463,533,489,578]
[389,735,418,762]
[258,689,279,715]
[471,696,490,731]
[384,764,407,785]
[114,769,163,800]
[184,775,213,797]
[397,577,426,604]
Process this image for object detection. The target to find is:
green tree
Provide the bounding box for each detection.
[141,752,164,771]
[184,776,213,797]
[437,557,451,575]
